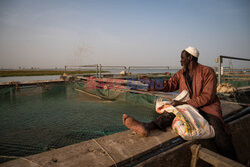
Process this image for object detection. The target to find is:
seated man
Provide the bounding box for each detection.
[123,46,237,160]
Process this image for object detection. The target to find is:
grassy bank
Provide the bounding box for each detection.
[0,70,108,77]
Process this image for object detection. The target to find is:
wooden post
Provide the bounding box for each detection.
[96,65,98,78]
[99,64,102,78]
[218,56,222,84]
[216,55,250,85]
[190,144,201,167]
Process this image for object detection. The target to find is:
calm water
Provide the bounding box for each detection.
[0,75,61,82]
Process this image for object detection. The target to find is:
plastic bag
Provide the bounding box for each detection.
[156,90,215,140]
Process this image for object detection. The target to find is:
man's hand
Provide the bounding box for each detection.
[139,75,152,91]
[170,100,187,107]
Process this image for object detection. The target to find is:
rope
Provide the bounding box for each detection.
[194,144,201,159]
[0,155,42,167]
[92,139,117,167]
[191,144,201,167]
[75,88,103,100]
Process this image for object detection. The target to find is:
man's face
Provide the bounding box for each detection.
[180,52,191,68]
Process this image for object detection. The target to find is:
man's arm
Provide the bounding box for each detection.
[186,68,217,108]
[148,72,180,92]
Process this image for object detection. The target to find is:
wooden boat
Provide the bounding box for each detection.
[1,77,249,167]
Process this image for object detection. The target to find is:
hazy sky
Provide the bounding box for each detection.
[0,0,249,69]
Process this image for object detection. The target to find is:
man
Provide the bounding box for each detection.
[123,46,237,160]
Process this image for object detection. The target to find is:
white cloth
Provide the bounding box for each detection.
[155,90,215,140]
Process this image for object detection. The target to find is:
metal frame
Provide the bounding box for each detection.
[127,66,170,74]
[217,55,250,84]
[64,65,181,78]
[98,65,127,77]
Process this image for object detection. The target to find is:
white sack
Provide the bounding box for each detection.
[155,90,215,140]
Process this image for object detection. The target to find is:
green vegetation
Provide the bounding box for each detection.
[0,70,108,77]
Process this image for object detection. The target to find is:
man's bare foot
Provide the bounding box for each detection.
[123,114,149,136]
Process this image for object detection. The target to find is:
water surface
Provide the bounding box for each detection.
[0,75,61,82]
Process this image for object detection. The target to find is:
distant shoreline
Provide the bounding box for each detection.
[0,70,108,77]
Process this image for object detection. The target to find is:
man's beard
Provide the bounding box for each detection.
[182,64,188,70]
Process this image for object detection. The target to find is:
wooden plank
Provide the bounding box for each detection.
[223,74,250,77]
[0,79,64,86]
[221,100,244,118]
[0,129,179,167]
[190,144,245,167]
[222,77,250,80]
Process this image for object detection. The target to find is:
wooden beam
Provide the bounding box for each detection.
[0,79,64,86]
[190,144,245,167]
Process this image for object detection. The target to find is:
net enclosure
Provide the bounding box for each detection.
[0,77,176,163]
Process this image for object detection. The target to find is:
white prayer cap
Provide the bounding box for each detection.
[184,46,199,58]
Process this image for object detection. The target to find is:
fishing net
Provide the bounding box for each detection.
[72,80,157,108]
[0,81,168,163]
